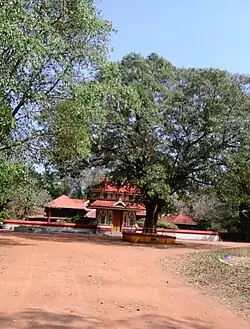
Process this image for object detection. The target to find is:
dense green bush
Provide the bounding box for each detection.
[156,221,178,229]
[0,211,10,219]
[136,219,145,227]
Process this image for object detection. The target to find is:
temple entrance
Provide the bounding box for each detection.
[112,210,123,232]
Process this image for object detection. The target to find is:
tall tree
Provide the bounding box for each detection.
[173,191,239,231]
[36,171,71,199]
[0,0,112,151]
[44,53,250,232]
[96,54,250,232]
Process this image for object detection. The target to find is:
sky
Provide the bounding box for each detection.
[98,0,250,74]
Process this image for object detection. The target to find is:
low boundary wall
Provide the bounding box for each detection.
[2,220,96,234]
[1,220,219,241]
[134,227,219,241]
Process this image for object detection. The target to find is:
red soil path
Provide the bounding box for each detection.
[0,233,249,329]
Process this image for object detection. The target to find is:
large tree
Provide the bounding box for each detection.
[0,0,112,152]
[44,53,250,232]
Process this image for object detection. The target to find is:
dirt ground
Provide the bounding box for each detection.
[0,233,249,329]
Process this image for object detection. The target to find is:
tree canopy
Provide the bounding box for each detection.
[0,0,112,152]
[0,0,113,219]
[44,53,250,232]
[1,1,250,233]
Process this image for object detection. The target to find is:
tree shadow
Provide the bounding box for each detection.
[0,308,214,329]
[1,232,222,251]
[0,237,34,247]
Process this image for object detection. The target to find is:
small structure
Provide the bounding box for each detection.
[160,212,197,229]
[42,195,94,223]
[88,181,145,233]
[26,196,96,223]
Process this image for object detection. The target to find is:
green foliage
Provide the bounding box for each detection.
[56,219,67,223]
[40,52,250,231]
[70,214,84,223]
[0,0,113,149]
[136,219,145,227]
[0,154,27,209]
[0,154,50,218]
[42,65,139,172]
[7,179,51,218]
[174,191,239,231]
[37,171,70,199]
[156,221,178,229]
[92,54,250,229]
[216,149,250,208]
[0,211,10,219]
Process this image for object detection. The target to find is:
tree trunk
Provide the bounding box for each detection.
[143,202,158,234]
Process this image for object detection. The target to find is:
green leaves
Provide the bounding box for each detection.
[0,0,113,148]
[35,51,250,231]
[90,54,250,225]
[0,155,26,204]
[0,154,50,217]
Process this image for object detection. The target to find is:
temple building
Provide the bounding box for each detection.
[88,181,145,232]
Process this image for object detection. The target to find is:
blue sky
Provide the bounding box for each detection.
[98,0,250,73]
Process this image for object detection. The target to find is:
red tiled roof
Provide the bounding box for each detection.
[92,180,140,194]
[89,200,144,211]
[162,212,196,225]
[86,209,96,218]
[46,195,88,210]
[136,210,146,216]
[127,203,145,210]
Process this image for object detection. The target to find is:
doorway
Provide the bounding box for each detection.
[112,210,123,232]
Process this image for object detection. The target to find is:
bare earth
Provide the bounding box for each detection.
[0,233,249,329]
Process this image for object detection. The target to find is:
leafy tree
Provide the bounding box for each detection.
[217,150,250,208]
[216,148,250,234]
[0,0,112,151]
[40,62,137,172]
[43,53,250,233]
[174,192,239,231]
[93,54,250,232]
[35,167,105,200]
[6,179,50,219]
[0,155,50,218]
[174,145,250,233]
[36,171,70,199]
[0,154,27,211]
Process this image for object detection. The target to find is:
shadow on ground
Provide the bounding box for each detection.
[0,309,213,329]
[0,232,223,251]
[0,237,34,247]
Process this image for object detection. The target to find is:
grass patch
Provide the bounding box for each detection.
[178,247,250,318]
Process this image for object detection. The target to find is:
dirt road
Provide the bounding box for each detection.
[0,234,249,329]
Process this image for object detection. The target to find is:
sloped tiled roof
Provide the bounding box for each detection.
[46,195,89,210]
[92,180,140,194]
[136,210,146,216]
[89,200,144,211]
[85,209,96,218]
[162,212,196,225]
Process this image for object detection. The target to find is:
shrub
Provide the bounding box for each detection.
[0,212,10,219]
[156,221,178,229]
[136,218,145,227]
